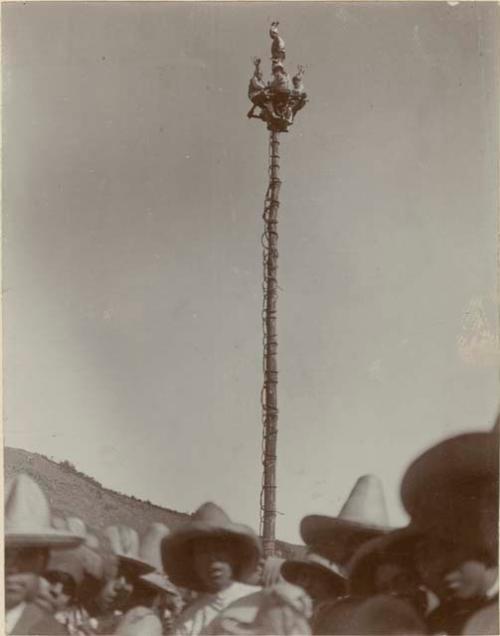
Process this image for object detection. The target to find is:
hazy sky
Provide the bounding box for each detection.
[4,1,499,544]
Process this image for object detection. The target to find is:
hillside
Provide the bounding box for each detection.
[5,447,304,559]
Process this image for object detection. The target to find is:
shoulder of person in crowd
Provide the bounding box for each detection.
[8,601,70,636]
[200,582,312,636]
[261,582,313,616]
[114,605,163,636]
[33,575,59,614]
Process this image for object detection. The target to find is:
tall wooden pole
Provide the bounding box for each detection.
[247,22,307,557]
[261,130,281,556]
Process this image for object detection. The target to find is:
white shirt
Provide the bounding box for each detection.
[5,602,27,635]
[174,582,259,636]
[486,577,499,599]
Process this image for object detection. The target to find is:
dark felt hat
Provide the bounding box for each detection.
[281,551,347,596]
[348,525,422,596]
[161,502,262,592]
[400,428,499,556]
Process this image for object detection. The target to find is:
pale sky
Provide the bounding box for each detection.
[3,1,499,544]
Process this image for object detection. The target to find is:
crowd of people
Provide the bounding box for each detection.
[5,418,498,635]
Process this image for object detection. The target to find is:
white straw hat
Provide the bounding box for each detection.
[5,474,84,549]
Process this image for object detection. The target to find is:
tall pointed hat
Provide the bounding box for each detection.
[48,516,105,581]
[300,475,391,565]
[5,474,84,549]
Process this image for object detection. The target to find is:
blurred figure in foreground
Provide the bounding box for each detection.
[312,594,427,635]
[348,528,428,616]
[401,426,499,635]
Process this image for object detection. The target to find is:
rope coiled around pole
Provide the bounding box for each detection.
[259,132,281,553]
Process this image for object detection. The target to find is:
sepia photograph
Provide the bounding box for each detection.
[3,1,499,634]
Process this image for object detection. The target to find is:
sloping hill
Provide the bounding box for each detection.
[5,447,191,536]
[5,447,304,559]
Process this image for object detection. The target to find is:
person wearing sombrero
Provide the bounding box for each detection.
[105,524,156,583]
[69,522,113,634]
[4,473,84,635]
[44,536,85,630]
[41,516,111,635]
[399,423,499,635]
[300,474,392,570]
[115,522,182,636]
[347,526,429,617]
[161,501,261,635]
[281,550,347,608]
[87,524,156,633]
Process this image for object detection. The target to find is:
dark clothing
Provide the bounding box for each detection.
[428,595,498,635]
[10,602,69,635]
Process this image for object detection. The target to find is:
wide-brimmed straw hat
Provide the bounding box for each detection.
[48,516,105,582]
[300,475,392,564]
[161,501,262,592]
[141,571,179,595]
[281,552,347,596]
[5,474,84,549]
[400,427,499,555]
[105,525,155,576]
[79,535,105,580]
[47,546,86,585]
[91,534,120,583]
[348,525,422,596]
[138,522,179,595]
[139,522,170,570]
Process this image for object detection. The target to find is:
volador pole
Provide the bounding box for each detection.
[247,23,307,556]
[262,130,281,556]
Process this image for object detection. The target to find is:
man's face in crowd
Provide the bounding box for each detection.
[5,546,48,610]
[50,584,73,612]
[44,572,76,612]
[192,537,236,593]
[95,563,134,613]
[158,590,183,615]
[415,536,497,601]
